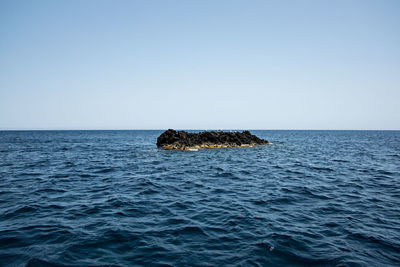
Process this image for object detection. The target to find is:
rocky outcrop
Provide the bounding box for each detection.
[157,129,271,150]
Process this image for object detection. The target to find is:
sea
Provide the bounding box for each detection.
[0,130,399,266]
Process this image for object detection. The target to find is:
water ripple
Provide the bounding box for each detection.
[0,130,399,266]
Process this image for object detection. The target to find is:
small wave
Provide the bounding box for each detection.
[79,174,96,178]
[26,258,62,267]
[252,199,268,206]
[53,174,69,178]
[267,196,295,205]
[212,166,224,171]
[94,167,116,173]
[310,166,334,172]
[25,258,122,267]
[85,206,102,215]
[106,197,128,208]
[212,188,229,194]
[214,172,236,178]
[0,236,24,248]
[34,188,67,194]
[303,188,332,200]
[3,205,37,219]
[164,217,188,225]
[173,226,208,237]
[17,172,42,177]
[286,169,304,175]
[45,204,64,210]
[377,169,395,175]
[239,169,252,175]
[137,188,159,195]
[332,159,349,163]
[348,232,400,253]
[272,249,340,266]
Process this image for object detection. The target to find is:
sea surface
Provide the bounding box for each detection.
[0,130,399,266]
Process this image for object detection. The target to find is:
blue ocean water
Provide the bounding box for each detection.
[0,130,399,266]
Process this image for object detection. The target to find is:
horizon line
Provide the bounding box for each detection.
[0,129,399,131]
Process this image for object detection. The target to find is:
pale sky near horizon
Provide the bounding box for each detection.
[1,0,399,130]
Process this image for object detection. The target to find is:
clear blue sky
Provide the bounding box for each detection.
[1,0,399,130]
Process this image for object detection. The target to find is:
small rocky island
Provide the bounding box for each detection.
[157,129,271,150]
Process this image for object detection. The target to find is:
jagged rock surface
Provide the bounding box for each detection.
[157,129,271,150]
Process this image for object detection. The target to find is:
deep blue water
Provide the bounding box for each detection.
[0,130,399,267]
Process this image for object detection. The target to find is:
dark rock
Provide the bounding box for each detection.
[157,129,271,150]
